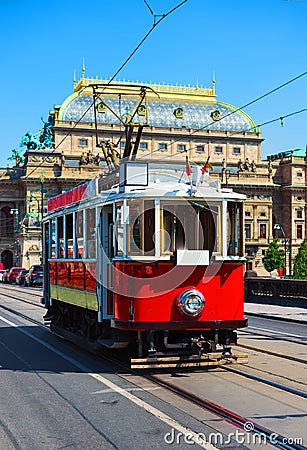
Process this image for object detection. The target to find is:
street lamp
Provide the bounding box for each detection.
[10,208,19,232]
[39,173,46,264]
[273,223,287,276]
[29,194,40,217]
[40,172,46,221]
[10,208,19,264]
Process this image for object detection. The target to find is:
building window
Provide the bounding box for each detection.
[245,211,251,217]
[79,139,88,146]
[177,144,186,152]
[233,147,241,154]
[196,145,204,152]
[215,146,222,153]
[159,143,167,151]
[297,224,303,239]
[297,210,303,219]
[245,224,251,239]
[297,172,303,177]
[259,223,266,238]
[140,142,148,150]
[120,141,126,148]
[260,212,266,217]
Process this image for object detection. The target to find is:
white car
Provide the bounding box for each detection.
[0,270,7,282]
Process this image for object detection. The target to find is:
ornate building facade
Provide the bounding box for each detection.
[0,73,305,274]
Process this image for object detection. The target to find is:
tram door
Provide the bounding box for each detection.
[97,206,114,321]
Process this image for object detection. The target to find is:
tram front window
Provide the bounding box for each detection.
[161,201,219,255]
[127,199,155,256]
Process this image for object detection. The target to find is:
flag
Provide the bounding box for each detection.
[201,157,213,173]
[185,154,192,176]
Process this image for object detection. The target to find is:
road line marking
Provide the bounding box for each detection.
[248,326,306,339]
[0,315,217,450]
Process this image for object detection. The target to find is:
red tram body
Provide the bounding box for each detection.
[43,161,247,368]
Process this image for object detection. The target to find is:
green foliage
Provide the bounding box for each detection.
[293,240,307,280]
[263,237,285,273]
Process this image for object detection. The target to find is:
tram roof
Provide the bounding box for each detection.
[46,162,245,217]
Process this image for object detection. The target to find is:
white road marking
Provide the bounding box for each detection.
[248,326,306,339]
[91,386,161,395]
[0,315,217,450]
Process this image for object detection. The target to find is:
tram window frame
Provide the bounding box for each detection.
[57,216,64,258]
[115,201,124,256]
[160,200,221,256]
[227,202,244,256]
[125,199,155,257]
[66,213,74,258]
[50,218,56,258]
[76,210,84,258]
[86,208,96,259]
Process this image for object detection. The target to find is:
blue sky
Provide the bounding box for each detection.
[0,0,306,166]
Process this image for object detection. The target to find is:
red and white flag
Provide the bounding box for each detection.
[185,154,192,176]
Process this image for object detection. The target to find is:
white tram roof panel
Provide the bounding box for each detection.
[46,162,245,217]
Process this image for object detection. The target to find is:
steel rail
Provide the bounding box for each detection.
[0,291,44,309]
[221,365,307,399]
[237,343,307,365]
[144,374,306,450]
[1,303,305,449]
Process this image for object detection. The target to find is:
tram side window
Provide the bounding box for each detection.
[76,210,84,258]
[227,202,243,256]
[58,216,64,258]
[66,213,73,257]
[126,199,155,256]
[161,202,219,254]
[86,208,96,258]
[50,219,56,259]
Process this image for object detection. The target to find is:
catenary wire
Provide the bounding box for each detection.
[23,0,188,181]
[145,107,307,165]
[138,71,307,160]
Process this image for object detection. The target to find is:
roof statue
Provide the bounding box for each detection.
[8,148,25,166]
[20,114,55,152]
[39,114,55,149]
[20,131,42,150]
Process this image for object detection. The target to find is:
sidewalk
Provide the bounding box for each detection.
[245,303,307,323]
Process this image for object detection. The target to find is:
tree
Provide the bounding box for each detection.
[263,237,284,273]
[293,239,307,280]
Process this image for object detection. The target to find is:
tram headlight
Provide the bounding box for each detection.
[176,289,205,318]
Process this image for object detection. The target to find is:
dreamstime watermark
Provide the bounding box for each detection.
[163,423,304,446]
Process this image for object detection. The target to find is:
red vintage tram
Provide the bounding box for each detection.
[43,160,248,368]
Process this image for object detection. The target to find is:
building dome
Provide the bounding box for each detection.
[58,79,256,133]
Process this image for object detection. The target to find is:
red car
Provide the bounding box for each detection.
[7,267,26,284]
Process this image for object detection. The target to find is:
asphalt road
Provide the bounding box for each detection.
[0,309,241,450]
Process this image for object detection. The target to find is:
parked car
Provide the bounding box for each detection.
[24,265,43,287]
[2,269,10,283]
[7,267,26,284]
[0,269,7,282]
[16,269,29,286]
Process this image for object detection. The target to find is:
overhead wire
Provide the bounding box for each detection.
[23,0,188,181]
[137,70,307,160]
[146,107,307,165]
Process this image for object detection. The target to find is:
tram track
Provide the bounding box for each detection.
[1,301,306,449]
[239,327,307,347]
[237,342,307,365]
[0,285,43,309]
[141,373,306,450]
